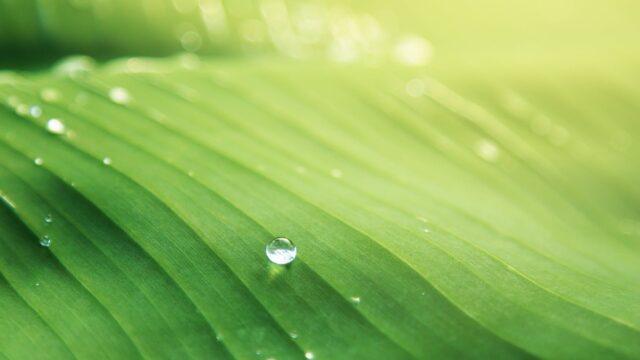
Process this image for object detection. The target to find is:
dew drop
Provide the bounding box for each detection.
[180,31,203,52]
[349,296,361,304]
[44,214,53,224]
[266,237,297,265]
[35,282,41,287]
[34,157,44,166]
[40,235,52,247]
[305,352,314,360]
[46,118,66,134]
[40,88,61,103]
[109,87,131,104]
[289,332,299,340]
[29,105,43,118]
[102,157,112,166]
[475,139,500,162]
[15,104,29,116]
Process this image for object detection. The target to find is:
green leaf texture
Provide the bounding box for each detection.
[1,0,640,359]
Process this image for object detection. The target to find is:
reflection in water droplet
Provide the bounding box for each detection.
[103,157,112,166]
[46,119,66,134]
[475,139,500,162]
[393,35,432,66]
[305,352,315,360]
[34,157,44,166]
[266,237,297,265]
[44,214,53,224]
[350,296,361,304]
[109,87,131,104]
[29,105,43,118]
[290,332,299,339]
[40,235,52,247]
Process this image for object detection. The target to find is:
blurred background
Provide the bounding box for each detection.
[2,0,640,69]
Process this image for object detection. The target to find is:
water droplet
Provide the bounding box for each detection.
[109,87,131,104]
[44,214,53,224]
[330,169,343,178]
[349,296,361,304]
[266,237,297,265]
[35,282,40,287]
[40,88,61,103]
[188,170,195,177]
[289,332,299,339]
[393,35,432,66]
[53,55,95,77]
[180,31,203,52]
[102,157,112,166]
[15,104,29,116]
[423,228,430,233]
[305,352,314,360]
[46,118,66,134]
[29,105,42,118]
[216,334,224,341]
[7,95,21,107]
[405,78,426,97]
[40,235,52,247]
[34,157,44,166]
[475,139,500,162]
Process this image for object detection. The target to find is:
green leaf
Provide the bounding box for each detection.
[1,0,640,359]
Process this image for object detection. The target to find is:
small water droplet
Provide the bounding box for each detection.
[180,31,203,52]
[46,118,66,134]
[44,214,53,224]
[423,228,430,233]
[188,170,195,177]
[289,332,299,339]
[216,334,223,341]
[102,157,112,166]
[350,296,361,304]
[475,139,500,162]
[29,105,42,118]
[53,55,95,77]
[266,237,297,265]
[330,169,343,178]
[109,87,131,104]
[305,352,314,360]
[15,104,29,116]
[40,88,61,103]
[34,157,44,166]
[40,235,52,247]
[35,282,40,287]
